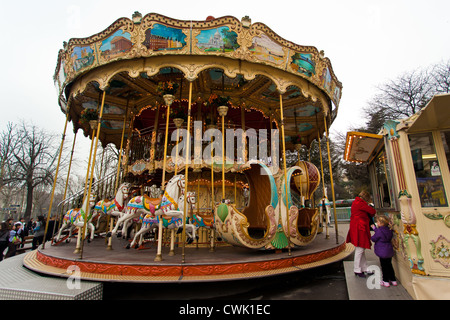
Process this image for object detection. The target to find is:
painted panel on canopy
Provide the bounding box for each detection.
[290,53,315,77]
[101,120,127,130]
[284,105,320,117]
[285,122,314,132]
[143,23,187,51]
[208,69,246,91]
[55,60,66,92]
[99,29,133,60]
[196,27,240,53]
[81,101,126,115]
[297,123,313,132]
[261,84,302,102]
[260,84,279,102]
[71,46,95,72]
[249,34,284,66]
[319,67,333,94]
[333,86,341,106]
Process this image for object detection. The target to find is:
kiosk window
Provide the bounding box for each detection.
[441,130,450,174]
[374,150,394,208]
[409,133,448,207]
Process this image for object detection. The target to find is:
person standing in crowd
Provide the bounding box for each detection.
[5,222,21,258]
[16,218,27,248]
[0,222,10,261]
[346,190,376,277]
[5,218,13,228]
[32,216,45,250]
[371,215,397,287]
[26,218,34,235]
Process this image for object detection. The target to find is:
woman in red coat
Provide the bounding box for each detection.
[346,190,376,277]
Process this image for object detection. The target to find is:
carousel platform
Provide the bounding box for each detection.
[0,254,102,300]
[23,228,353,283]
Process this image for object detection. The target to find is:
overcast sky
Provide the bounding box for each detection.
[1,0,449,173]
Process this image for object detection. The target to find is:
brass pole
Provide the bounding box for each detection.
[240,103,247,163]
[80,91,106,258]
[97,147,106,199]
[174,125,181,175]
[42,102,71,250]
[234,175,237,205]
[155,95,173,262]
[210,128,215,252]
[181,82,193,263]
[279,94,291,255]
[74,117,96,254]
[149,105,160,171]
[317,132,326,197]
[54,131,77,240]
[170,117,183,256]
[317,131,329,238]
[324,115,339,244]
[115,105,128,192]
[161,103,172,196]
[107,105,128,250]
[221,111,226,200]
[197,173,200,218]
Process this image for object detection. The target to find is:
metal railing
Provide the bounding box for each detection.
[329,207,351,222]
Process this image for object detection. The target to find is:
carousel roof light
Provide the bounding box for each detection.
[343,131,383,163]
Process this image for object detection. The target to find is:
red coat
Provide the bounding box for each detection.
[346,197,376,249]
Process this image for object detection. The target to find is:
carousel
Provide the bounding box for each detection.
[23,12,352,283]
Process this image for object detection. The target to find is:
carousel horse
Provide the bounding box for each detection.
[127,191,198,249]
[148,184,161,199]
[55,193,97,243]
[191,213,215,229]
[319,196,331,227]
[109,174,185,239]
[93,182,131,228]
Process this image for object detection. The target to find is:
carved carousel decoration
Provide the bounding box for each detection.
[24,12,350,282]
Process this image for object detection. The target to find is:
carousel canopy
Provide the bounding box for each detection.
[344,131,383,163]
[407,93,450,133]
[54,12,342,148]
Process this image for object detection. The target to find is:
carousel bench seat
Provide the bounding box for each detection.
[248,226,266,239]
[297,208,316,228]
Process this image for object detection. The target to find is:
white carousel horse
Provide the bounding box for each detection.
[55,193,97,243]
[127,191,198,249]
[109,174,185,239]
[190,212,215,229]
[93,182,131,228]
[319,196,331,226]
[149,184,161,199]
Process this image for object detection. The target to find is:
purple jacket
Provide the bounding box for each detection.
[371,226,394,259]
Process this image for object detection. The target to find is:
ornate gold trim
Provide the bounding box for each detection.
[55,13,342,108]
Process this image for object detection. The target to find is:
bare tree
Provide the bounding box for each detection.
[338,61,450,198]
[366,68,434,121]
[93,143,119,181]
[431,59,450,94]
[363,60,450,130]
[1,120,67,220]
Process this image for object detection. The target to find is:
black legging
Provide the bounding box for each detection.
[380,257,396,282]
[32,235,44,250]
[0,241,8,261]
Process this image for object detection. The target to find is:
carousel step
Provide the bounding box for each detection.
[0,253,102,300]
[343,260,412,300]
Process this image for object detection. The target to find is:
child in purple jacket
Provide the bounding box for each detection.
[371,215,397,287]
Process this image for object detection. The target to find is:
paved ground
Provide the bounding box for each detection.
[103,223,412,300]
[0,222,412,301]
